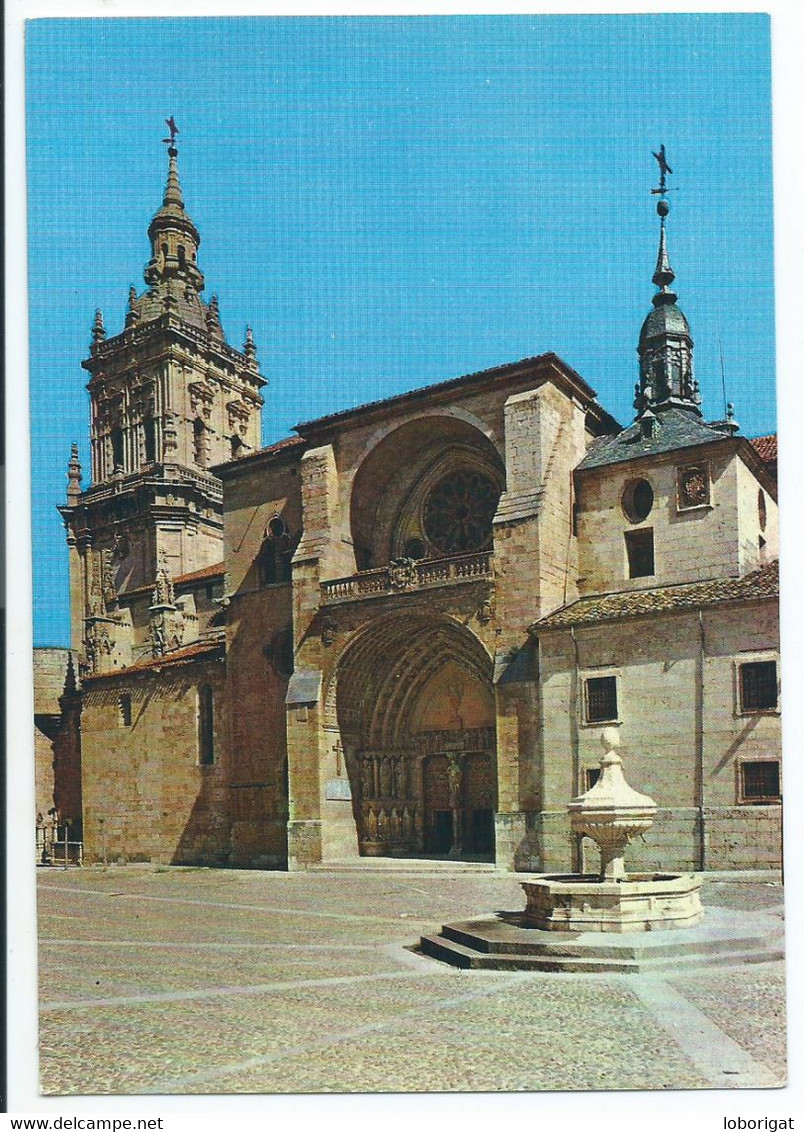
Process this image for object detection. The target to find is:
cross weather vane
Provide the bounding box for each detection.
[651,144,674,198]
[162,116,179,147]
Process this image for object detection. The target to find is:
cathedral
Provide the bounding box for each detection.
[38,136,781,874]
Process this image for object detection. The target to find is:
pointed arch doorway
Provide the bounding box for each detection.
[335,615,497,860]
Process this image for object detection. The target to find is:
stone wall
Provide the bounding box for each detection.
[220,446,304,867]
[575,446,773,596]
[534,599,781,873]
[80,656,227,864]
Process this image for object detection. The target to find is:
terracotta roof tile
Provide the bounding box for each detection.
[533,560,779,632]
[750,434,777,464]
[175,562,225,586]
[83,639,224,681]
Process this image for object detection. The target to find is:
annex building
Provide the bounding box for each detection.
[36,139,782,874]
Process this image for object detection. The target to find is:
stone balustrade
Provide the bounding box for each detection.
[321,550,493,605]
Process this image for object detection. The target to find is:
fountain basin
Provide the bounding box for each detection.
[521,872,703,933]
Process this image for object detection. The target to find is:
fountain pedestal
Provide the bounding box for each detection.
[521,729,702,933]
[418,731,782,970]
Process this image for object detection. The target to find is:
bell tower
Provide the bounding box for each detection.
[60,124,266,666]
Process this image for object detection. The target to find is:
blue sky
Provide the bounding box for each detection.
[26,13,775,647]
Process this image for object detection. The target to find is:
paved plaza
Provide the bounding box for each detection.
[36,863,786,1096]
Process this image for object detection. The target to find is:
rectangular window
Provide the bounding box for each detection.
[740,761,780,803]
[739,661,778,712]
[624,529,654,578]
[119,694,132,727]
[198,685,215,766]
[585,676,618,724]
[585,766,601,791]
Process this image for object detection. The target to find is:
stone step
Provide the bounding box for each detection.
[439,919,781,961]
[419,932,784,974]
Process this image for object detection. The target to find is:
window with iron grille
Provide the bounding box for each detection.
[624,528,654,578]
[739,661,778,712]
[740,761,780,803]
[585,676,618,723]
[585,766,602,791]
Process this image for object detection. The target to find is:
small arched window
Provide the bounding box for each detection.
[111,427,124,471]
[258,517,294,586]
[178,245,186,268]
[193,418,206,467]
[198,685,214,766]
[144,416,156,464]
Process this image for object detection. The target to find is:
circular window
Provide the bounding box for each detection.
[622,479,654,523]
[423,469,499,555]
[404,537,427,561]
[758,489,767,532]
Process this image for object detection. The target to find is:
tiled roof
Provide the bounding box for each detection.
[577,407,730,472]
[174,562,225,586]
[212,433,306,474]
[533,560,779,632]
[83,639,224,681]
[750,434,777,465]
[261,435,307,456]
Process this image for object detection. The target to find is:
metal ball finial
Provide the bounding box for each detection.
[657,198,670,218]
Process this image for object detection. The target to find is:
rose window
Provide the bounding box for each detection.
[422,470,499,555]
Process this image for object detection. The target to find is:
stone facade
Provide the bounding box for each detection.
[38,142,782,874]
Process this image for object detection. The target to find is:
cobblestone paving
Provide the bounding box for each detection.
[37,866,786,1096]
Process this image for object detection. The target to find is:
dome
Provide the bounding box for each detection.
[639,302,691,346]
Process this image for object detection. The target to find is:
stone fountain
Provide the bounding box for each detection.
[419,730,781,972]
[521,728,703,933]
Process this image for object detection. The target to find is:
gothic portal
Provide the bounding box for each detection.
[335,616,496,858]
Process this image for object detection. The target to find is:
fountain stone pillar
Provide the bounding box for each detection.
[521,729,703,933]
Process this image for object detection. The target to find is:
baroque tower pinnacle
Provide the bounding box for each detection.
[60,124,266,665]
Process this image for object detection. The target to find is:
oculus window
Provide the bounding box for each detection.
[622,478,654,523]
[422,469,498,555]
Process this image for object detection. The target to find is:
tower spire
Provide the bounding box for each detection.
[144,119,204,293]
[162,146,185,209]
[635,147,700,418]
[650,145,677,305]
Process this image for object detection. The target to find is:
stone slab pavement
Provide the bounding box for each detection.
[35,863,786,1097]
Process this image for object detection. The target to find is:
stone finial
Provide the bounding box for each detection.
[244,325,257,364]
[92,309,106,344]
[151,549,176,609]
[63,651,78,696]
[126,285,140,327]
[568,729,657,880]
[206,294,221,335]
[66,443,82,499]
